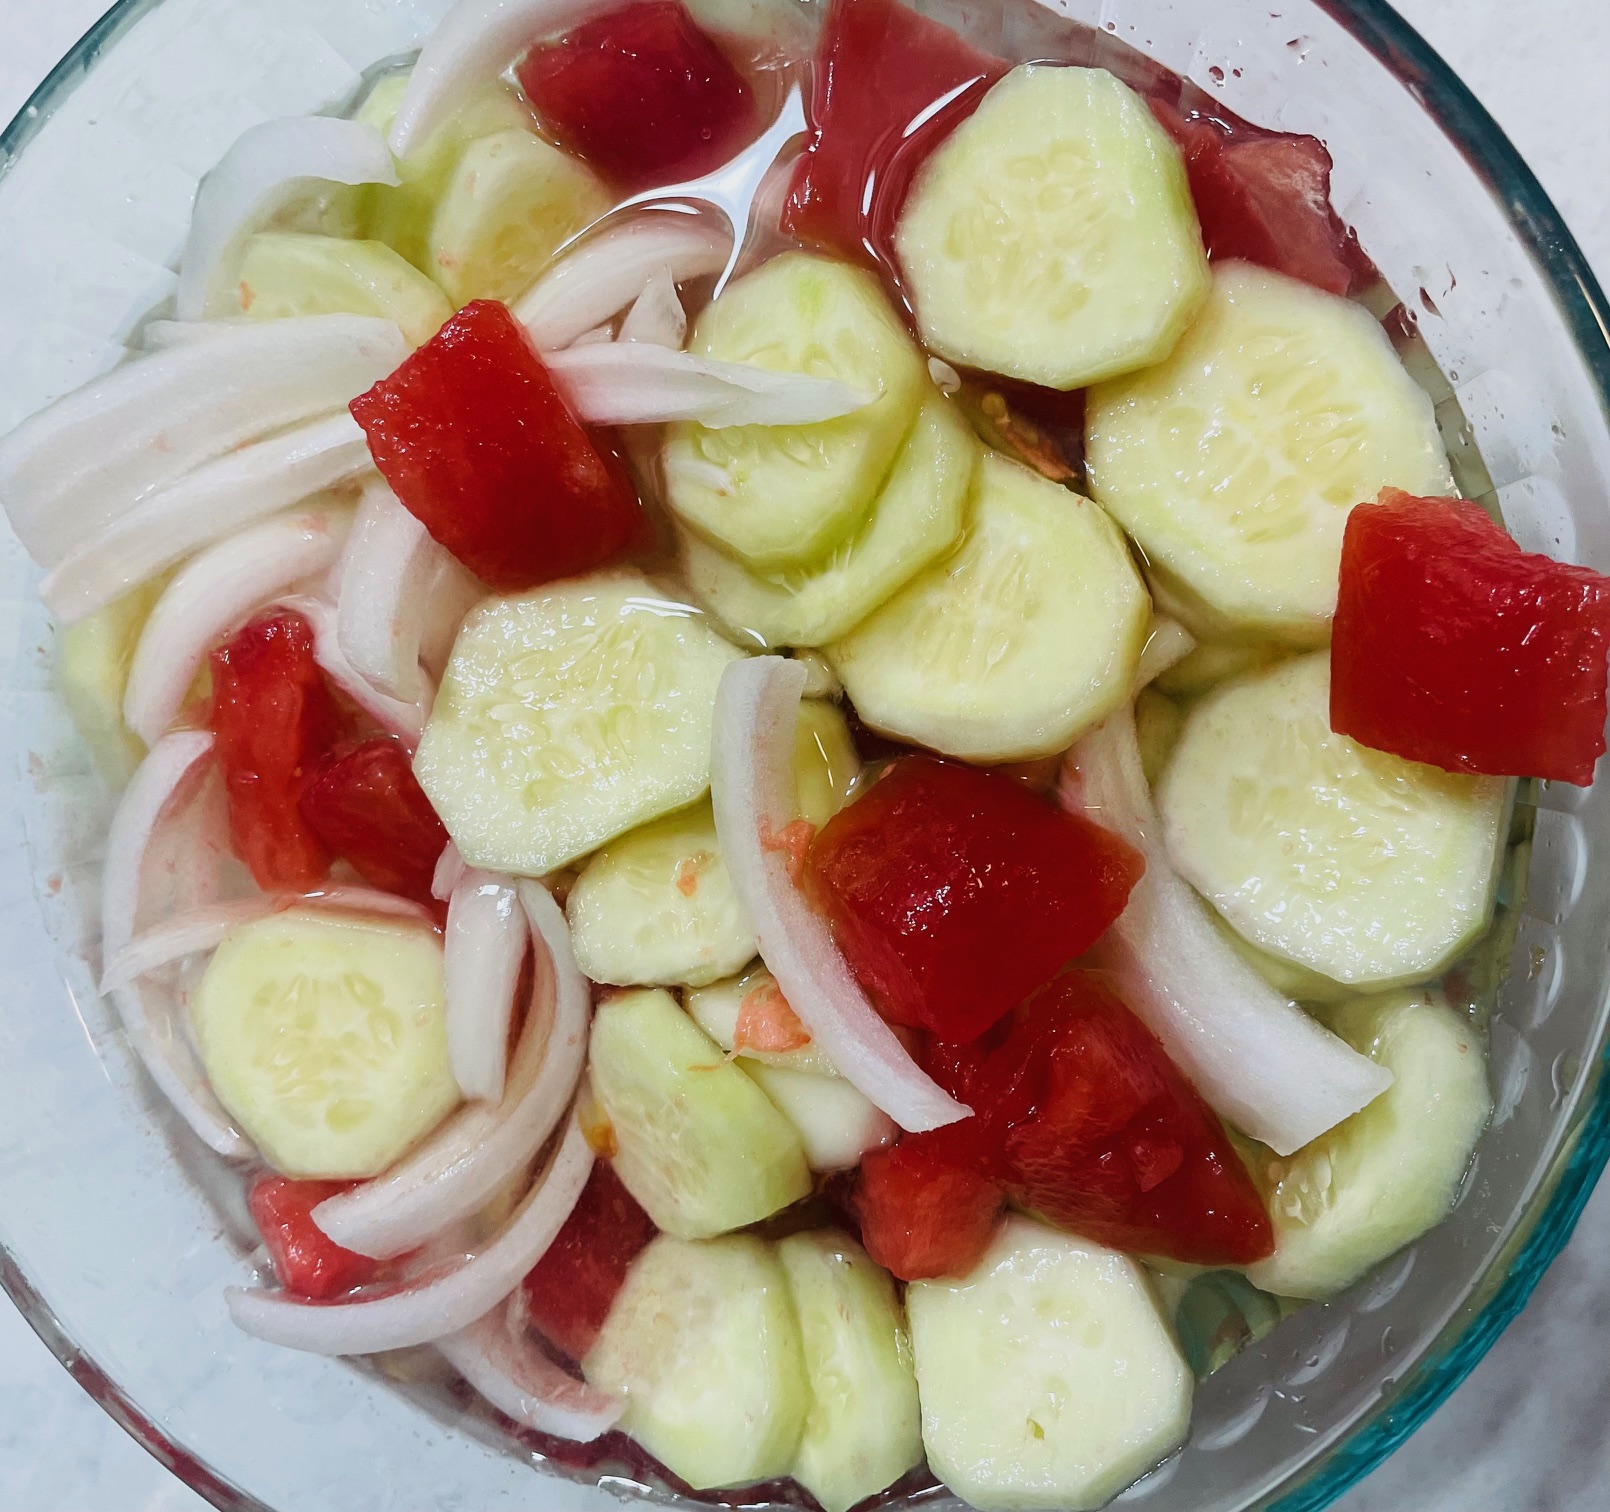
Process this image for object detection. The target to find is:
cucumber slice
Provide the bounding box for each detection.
[1156,652,1507,988]
[1086,262,1453,639]
[1134,686,1182,786]
[588,988,810,1237]
[681,396,978,647]
[1244,988,1490,1299]
[57,578,165,788]
[778,1230,923,1512]
[907,1217,1192,1512]
[664,252,927,570]
[895,65,1209,391]
[1211,911,1358,1007]
[567,800,756,989]
[235,232,453,347]
[413,574,747,878]
[428,128,611,306]
[584,1233,809,1489]
[793,698,859,829]
[190,909,458,1179]
[827,452,1150,762]
[1152,638,1285,699]
[684,967,843,1078]
[745,1063,895,1172]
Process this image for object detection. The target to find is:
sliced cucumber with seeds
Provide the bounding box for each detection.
[685,967,843,1078]
[778,1230,923,1512]
[1087,262,1453,640]
[664,252,927,570]
[236,232,453,346]
[588,988,810,1238]
[1157,652,1507,989]
[793,698,859,828]
[682,396,979,647]
[896,64,1209,391]
[584,1233,809,1489]
[907,1217,1192,1512]
[1244,988,1490,1300]
[414,574,746,878]
[745,1063,895,1171]
[57,578,166,788]
[828,452,1150,762]
[191,910,458,1179]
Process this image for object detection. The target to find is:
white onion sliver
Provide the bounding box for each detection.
[440,1297,622,1442]
[178,116,399,321]
[418,557,486,682]
[275,593,430,746]
[313,879,591,1259]
[710,657,968,1132]
[228,1113,594,1355]
[1133,617,1196,692]
[140,319,249,351]
[123,507,353,745]
[42,413,372,626]
[545,343,873,429]
[0,315,405,569]
[1060,710,1393,1156]
[515,214,730,350]
[568,325,615,349]
[446,870,526,1102]
[102,733,249,1156]
[336,480,441,702]
[432,842,467,904]
[617,266,687,350]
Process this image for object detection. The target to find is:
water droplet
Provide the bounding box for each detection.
[1381,1325,1397,1356]
[1209,65,1226,84]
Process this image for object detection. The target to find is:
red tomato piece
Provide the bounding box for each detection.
[802,757,1144,1043]
[350,301,647,593]
[1332,489,1610,785]
[298,738,449,905]
[782,0,1007,266]
[248,1176,380,1301]
[852,1129,1004,1281]
[521,1161,658,1361]
[516,1,756,191]
[209,611,340,892]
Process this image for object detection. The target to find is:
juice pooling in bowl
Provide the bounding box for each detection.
[1,2,1609,1511]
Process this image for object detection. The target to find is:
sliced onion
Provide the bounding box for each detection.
[545,343,872,428]
[440,1295,622,1441]
[514,214,730,350]
[228,1112,594,1354]
[0,315,405,569]
[123,507,353,745]
[140,319,247,350]
[617,266,687,349]
[313,880,591,1259]
[1060,710,1393,1155]
[336,480,443,703]
[177,116,399,321]
[388,0,621,157]
[433,842,467,904]
[418,556,486,681]
[41,413,372,626]
[1134,617,1196,692]
[273,593,430,745]
[446,870,527,1102]
[568,325,615,348]
[102,732,249,1157]
[710,657,968,1132]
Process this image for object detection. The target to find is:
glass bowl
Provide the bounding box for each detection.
[2,1,1608,1509]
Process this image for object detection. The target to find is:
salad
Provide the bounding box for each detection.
[3,0,1608,1508]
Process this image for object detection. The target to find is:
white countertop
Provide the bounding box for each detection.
[1,1,1607,1509]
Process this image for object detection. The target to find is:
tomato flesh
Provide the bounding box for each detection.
[852,1129,1004,1281]
[248,1176,379,1301]
[1331,489,1610,785]
[802,757,1143,1043]
[209,611,340,892]
[298,738,450,905]
[516,1,757,191]
[350,301,646,593]
[782,0,1007,266]
[521,1161,658,1362]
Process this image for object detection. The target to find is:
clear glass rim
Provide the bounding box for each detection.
[1,3,1607,1511]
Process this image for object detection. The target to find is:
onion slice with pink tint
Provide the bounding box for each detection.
[445,870,527,1103]
[1060,709,1393,1155]
[313,880,590,1259]
[709,656,968,1133]
[227,1112,594,1354]
[419,557,485,681]
[432,842,467,904]
[617,266,687,349]
[1134,617,1196,691]
[275,592,430,746]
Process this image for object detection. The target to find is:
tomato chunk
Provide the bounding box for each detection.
[782,0,1007,266]
[516,1,756,191]
[298,738,449,904]
[1332,489,1610,785]
[802,757,1143,1043]
[350,301,646,593]
[521,1161,658,1361]
[248,1176,380,1301]
[852,1130,1004,1281]
[209,611,340,891]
